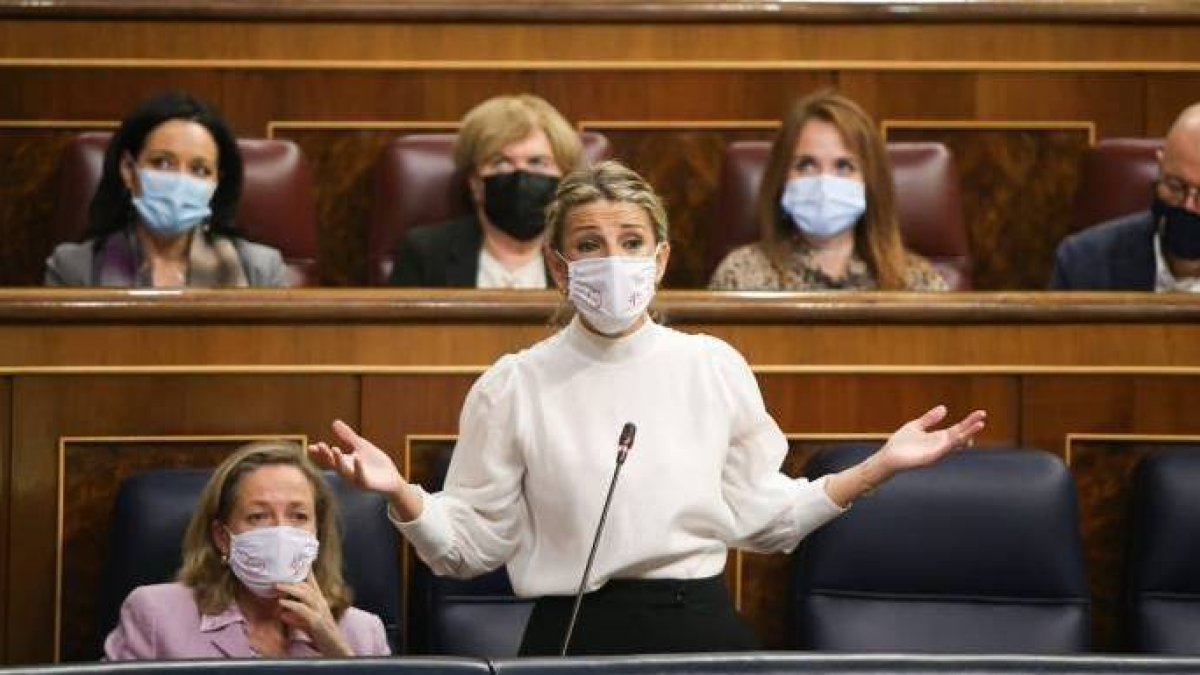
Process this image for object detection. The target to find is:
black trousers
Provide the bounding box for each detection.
[518,574,760,656]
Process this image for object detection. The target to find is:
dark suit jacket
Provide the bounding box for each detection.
[388,213,552,287]
[1049,211,1156,290]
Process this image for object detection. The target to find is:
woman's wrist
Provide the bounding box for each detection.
[387,482,424,523]
[857,452,894,495]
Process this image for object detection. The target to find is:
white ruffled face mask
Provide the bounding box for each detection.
[780,175,867,239]
[225,525,320,598]
[562,247,662,335]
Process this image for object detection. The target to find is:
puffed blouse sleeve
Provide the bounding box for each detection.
[705,336,846,554]
[389,355,526,579]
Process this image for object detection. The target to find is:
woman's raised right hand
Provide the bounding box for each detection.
[308,420,406,496]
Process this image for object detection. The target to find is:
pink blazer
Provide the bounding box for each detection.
[104,582,390,660]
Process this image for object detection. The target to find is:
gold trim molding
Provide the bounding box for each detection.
[6,58,1200,73]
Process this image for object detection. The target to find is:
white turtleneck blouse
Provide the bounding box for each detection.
[391,317,845,598]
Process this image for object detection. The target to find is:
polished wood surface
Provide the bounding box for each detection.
[5,1,1200,22]
[0,290,1197,662]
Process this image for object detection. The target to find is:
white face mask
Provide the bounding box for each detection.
[225,525,319,598]
[780,175,867,239]
[564,250,660,335]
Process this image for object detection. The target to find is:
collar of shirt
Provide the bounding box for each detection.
[199,601,315,647]
[477,248,547,289]
[1153,233,1200,292]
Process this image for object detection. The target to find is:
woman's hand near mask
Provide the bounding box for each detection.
[276,574,353,657]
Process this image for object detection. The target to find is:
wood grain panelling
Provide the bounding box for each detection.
[1146,74,1200,134]
[580,125,779,288]
[885,126,1091,289]
[7,21,1200,63]
[760,374,1018,445]
[58,438,284,662]
[273,127,456,286]
[842,72,1145,138]
[0,378,8,662]
[0,127,113,286]
[1021,376,1200,651]
[549,72,834,121]
[1065,439,1200,652]
[360,376,475,457]
[1021,376,1200,457]
[7,374,358,665]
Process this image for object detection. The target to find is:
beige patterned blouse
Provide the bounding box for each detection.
[708,242,949,291]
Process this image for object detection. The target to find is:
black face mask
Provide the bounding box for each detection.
[1153,196,1200,260]
[481,171,560,242]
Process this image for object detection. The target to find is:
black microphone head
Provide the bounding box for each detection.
[618,422,636,449]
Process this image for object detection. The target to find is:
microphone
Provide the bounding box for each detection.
[560,422,637,656]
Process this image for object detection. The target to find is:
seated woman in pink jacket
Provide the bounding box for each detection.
[104,442,390,659]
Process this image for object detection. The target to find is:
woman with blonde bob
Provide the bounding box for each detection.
[104,441,389,660]
[389,93,585,288]
[315,161,984,655]
[710,90,947,291]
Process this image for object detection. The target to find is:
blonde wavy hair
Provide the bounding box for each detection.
[454,94,583,174]
[177,441,352,617]
[544,160,669,252]
[757,89,909,289]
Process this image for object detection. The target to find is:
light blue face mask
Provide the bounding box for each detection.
[779,175,867,239]
[131,168,217,238]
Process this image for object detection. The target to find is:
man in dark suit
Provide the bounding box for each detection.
[389,95,582,288]
[1052,103,1200,291]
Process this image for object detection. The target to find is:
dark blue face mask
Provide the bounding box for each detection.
[1153,196,1200,260]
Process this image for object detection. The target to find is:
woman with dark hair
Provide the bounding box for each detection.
[45,91,286,287]
[709,90,946,291]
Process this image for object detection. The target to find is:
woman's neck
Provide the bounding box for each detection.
[236,589,281,624]
[135,224,191,287]
[478,210,544,270]
[135,223,191,261]
[799,230,855,280]
[577,312,648,339]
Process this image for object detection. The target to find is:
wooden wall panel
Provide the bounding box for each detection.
[274,126,459,286]
[7,374,359,665]
[885,126,1092,289]
[1065,439,1200,652]
[0,126,115,286]
[0,377,8,663]
[1146,74,1200,135]
[6,20,1200,63]
[1021,376,1200,652]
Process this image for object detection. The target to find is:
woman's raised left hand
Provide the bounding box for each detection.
[876,405,987,475]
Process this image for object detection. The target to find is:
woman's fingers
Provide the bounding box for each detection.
[912,404,948,431]
[331,419,362,449]
[949,410,988,449]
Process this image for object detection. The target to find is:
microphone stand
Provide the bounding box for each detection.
[560,430,634,656]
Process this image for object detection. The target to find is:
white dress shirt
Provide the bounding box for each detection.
[392,317,844,597]
[1154,233,1200,292]
[477,248,547,289]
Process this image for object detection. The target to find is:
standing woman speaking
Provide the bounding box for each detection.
[310,161,986,656]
